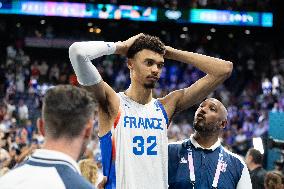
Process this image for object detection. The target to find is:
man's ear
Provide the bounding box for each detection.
[220,120,227,129]
[37,118,45,136]
[127,59,134,70]
[246,154,252,163]
[84,118,94,139]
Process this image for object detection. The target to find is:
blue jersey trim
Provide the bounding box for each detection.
[99,131,116,189]
[99,130,112,139]
[156,100,169,125]
[30,155,77,171]
[25,160,95,189]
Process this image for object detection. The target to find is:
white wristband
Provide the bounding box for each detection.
[69,41,116,86]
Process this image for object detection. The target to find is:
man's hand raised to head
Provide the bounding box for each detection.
[114,33,144,56]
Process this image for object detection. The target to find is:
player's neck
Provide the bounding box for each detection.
[125,84,153,105]
[193,132,219,148]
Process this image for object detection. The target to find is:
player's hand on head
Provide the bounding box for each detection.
[115,33,144,56]
[124,33,144,48]
[164,45,175,59]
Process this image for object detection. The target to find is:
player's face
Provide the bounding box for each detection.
[129,49,164,89]
[193,99,224,133]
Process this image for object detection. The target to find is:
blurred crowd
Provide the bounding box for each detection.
[1,34,284,171]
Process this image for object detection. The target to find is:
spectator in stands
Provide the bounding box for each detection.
[49,64,60,83]
[24,120,34,144]
[79,158,99,187]
[234,128,248,156]
[0,147,10,169]
[7,147,19,169]
[17,99,28,123]
[38,61,49,83]
[264,171,283,189]
[245,148,267,189]
[30,61,40,80]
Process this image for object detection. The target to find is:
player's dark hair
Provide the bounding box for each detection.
[127,34,166,58]
[42,85,95,139]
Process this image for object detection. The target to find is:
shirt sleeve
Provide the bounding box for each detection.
[236,164,252,189]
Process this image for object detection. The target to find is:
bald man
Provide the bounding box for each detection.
[168,98,252,189]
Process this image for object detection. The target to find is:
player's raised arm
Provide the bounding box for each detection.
[68,40,119,115]
[68,34,143,135]
[160,46,233,118]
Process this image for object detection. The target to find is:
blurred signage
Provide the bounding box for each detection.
[0,0,273,27]
[157,8,188,23]
[190,9,273,27]
[0,1,157,21]
[93,4,157,21]
[19,1,89,17]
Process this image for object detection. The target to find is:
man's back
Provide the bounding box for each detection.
[0,150,95,189]
[250,167,267,189]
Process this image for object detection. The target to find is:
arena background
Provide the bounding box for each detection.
[0,0,284,178]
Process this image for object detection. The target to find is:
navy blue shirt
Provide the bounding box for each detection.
[168,137,252,189]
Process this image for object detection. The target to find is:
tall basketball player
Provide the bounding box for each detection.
[69,34,233,189]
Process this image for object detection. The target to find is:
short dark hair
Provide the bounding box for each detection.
[248,148,263,165]
[127,34,166,58]
[42,85,95,139]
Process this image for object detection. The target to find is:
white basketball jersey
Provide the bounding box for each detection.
[113,92,168,189]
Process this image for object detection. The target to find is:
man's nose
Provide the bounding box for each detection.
[200,107,206,114]
[151,64,159,74]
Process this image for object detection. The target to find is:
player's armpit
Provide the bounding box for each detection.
[84,81,120,136]
[84,81,119,116]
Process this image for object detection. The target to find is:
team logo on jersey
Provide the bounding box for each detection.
[220,161,227,172]
[154,101,161,111]
[180,157,187,164]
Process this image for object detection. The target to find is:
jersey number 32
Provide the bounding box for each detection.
[133,136,157,155]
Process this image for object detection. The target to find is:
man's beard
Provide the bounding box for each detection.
[193,121,219,133]
[144,82,156,89]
